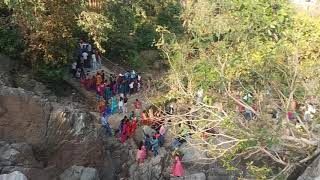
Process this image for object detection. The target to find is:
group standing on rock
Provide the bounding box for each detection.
[71,38,185,178]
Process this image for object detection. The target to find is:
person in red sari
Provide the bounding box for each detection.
[120,119,130,144]
[130,117,138,137]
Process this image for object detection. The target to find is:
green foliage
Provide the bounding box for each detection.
[0,1,25,57]
[34,64,65,83]
[0,25,24,58]
[156,0,320,177]
[156,2,184,34]
[4,0,82,66]
[103,0,138,61]
[127,50,145,69]
[135,22,158,50]
[103,0,184,67]
[78,11,112,53]
[247,162,273,179]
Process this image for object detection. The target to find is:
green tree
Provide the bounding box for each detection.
[156,0,320,178]
[0,1,24,58]
[4,0,83,66]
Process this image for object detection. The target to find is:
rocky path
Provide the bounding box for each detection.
[64,59,150,131]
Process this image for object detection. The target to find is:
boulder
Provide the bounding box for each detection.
[0,141,51,180]
[0,171,27,180]
[128,148,170,180]
[179,142,207,163]
[0,87,51,145]
[59,165,100,180]
[0,142,41,167]
[298,155,320,180]
[170,172,206,180]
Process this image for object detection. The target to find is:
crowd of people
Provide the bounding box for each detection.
[71,39,185,177]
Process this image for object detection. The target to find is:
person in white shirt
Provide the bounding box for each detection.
[91,53,97,70]
[71,62,77,78]
[87,43,92,52]
[82,51,88,60]
[97,52,102,69]
[129,81,134,95]
[304,103,316,121]
[118,97,124,113]
[82,51,89,68]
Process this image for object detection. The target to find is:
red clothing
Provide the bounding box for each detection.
[120,123,129,144]
[130,120,138,137]
[154,133,160,139]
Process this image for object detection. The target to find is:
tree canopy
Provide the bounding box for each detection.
[156,0,320,178]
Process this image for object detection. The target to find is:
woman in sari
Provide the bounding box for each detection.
[96,73,102,87]
[111,96,118,114]
[171,153,184,177]
[136,141,147,165]
[84,74,91,90]
[112,83,117,95]
[120,119,129,144]
[90,75,96,91]
[104,85,112,101]
[129,117,138,137]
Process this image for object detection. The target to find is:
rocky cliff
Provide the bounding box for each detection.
[0,84,108,179]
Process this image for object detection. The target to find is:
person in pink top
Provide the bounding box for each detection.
[159,125,166,136]
[136,141,147,165]
[171,153,184,177]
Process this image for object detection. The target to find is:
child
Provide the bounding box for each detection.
[118,97,124,114]
[134,99,142,114]
[123,95,128,113]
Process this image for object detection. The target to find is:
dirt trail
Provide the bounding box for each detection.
[64,62,150,130]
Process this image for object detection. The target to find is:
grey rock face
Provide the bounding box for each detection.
[298,155,320,180]
[170,172,206,180]
[0,171,28,180]
[59,165,100,180]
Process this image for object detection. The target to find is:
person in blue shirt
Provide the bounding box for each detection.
[151,136,160,157]
[101,113,112,136]
[144,133,152,151]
